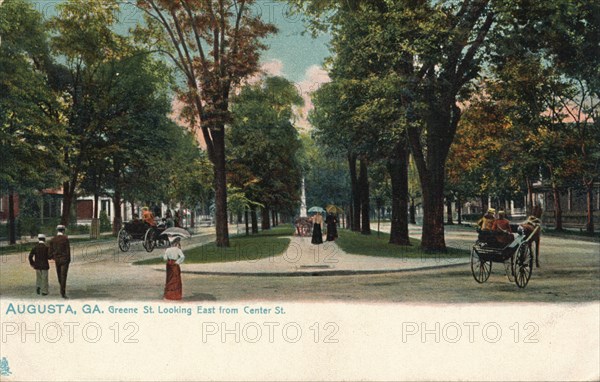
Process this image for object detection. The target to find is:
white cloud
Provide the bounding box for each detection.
[295,65,330,131]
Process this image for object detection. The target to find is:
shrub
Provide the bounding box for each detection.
[99,210,112,232]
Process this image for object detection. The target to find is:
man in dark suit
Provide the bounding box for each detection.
[28,234,50,296]
[49,225,71,299]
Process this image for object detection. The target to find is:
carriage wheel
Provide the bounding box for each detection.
[118,228,130,252]
[143,229,156,253]
[513,244,533,288]
[158,234,170,248]
[470,247,492,283]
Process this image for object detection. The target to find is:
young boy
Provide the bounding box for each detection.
[28,234,50,296]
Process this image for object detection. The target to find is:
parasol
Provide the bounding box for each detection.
[326,204,344,214]
[162,227,192,239]
[308,206,325,213]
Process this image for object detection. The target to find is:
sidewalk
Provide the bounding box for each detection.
[151,235,468,276]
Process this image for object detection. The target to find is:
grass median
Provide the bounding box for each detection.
[336,229,470,258]
[134,225,294,265]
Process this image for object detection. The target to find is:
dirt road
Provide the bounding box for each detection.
[1,225,598,302]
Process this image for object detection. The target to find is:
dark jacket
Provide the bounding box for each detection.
[29,243,50,270]
[49,234,71,264]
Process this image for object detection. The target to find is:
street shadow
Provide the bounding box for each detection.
[183,293,217,301]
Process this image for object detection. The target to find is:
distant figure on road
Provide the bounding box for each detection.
[165,209,175,228]
[48,225,71,299]
[311,213,324,245]
[162,236,185,300]
[28,234,50,296]
[325,213,338,241]
[174,210,181,228]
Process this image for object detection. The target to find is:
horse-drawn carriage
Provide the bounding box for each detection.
[117,220,170,252]
[470,223,541,288]
[294,216,313,236]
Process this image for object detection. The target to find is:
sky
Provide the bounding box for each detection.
[28,0,332,129]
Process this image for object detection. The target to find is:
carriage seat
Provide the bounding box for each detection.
[125,220,151,233]
[477,229,514,249]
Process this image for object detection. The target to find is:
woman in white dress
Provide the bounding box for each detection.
[163,237,185,300]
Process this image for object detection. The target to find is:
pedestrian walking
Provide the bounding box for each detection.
[311,212,324,245]
[325,212,338,241]
[162,237,185,300]
[28,234,50,296]
[48,225,71,299]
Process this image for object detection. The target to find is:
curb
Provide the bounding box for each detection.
[153,260,469,277]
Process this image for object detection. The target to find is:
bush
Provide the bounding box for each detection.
[19,216,41,238]
[461,213,481,222]
[99,211,112,232]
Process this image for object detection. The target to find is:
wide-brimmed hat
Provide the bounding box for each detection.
[487,208,496,214]
[169,236,181,245]
[526,216,541,224]
[38,234,46,240]
[56,225,66,231]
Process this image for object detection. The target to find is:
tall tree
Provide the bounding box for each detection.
[48,0,130,226]
[229,76,304,226]
[134,0,277,247]
[0,0,64,244]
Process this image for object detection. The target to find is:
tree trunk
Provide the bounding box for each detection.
[250,205,258,234]
[446,198,454,225]
[348,154,361,232]
[112,186,122,236]
[60,179,77,226]
[457,197,462,225]
[271,210,276,227]
[419,168,447,252]
[377,206,381,238]
[212,128,230,246]
[526,178,534,216]
[345,210,349,229]
[388,142,410,245]
[481,195,488,215]
[245,209,249,236]
[261,207,271,230]
[8,189,16,245]
[552,182,563,231]
[93,193,99,219]
[585,181,594,233]
[359,158,371,235]
[409,198,416,224]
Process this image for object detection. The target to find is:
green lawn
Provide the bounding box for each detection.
[336,229,470,258]
[134,225,294,265]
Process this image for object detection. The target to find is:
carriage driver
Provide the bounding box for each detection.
[492,210,512,234]
[492,210,514,245]
[142,206,157,227]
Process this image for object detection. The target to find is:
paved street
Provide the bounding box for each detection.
[0,225,598,303]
